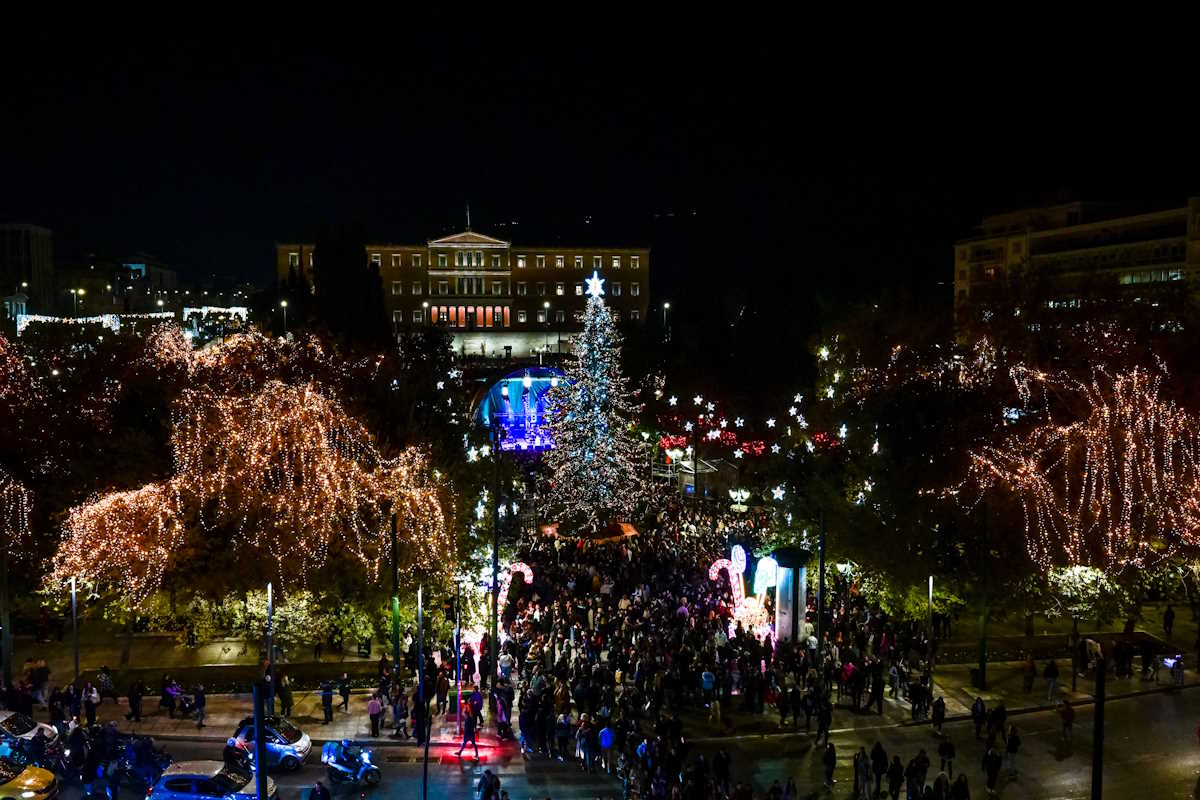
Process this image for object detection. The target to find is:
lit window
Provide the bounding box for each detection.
[392,310,404,323]
[611,282,622,297]
[537,283,546,296]
[556,255,565,269]
[536,255,546,269]
[492,255,502,267]
[371,253,381,266]
[391,254,401,267]
[555,310,565,323]
[412,309,424,323]
[438,280,448,295]
[517,309,528,323]
[631,309,640,321]
[455,252,466,267]
[612,310,621,321]
[517,255,527,268]
[631,255,640,270]
[412,282,422,295]
[612,255,621,269]
[492,281,502,295]
[575,284,584,296]
[593,255,602,269]
[476,251,484,265]
[556,282,565,296]
[392,281,403,295]
[438,253,447,267]
[517,282,527,296]
[574,256,583,269]
[287,252,299,267]
[631,282,640,296]
[412,254,422,267]
[536,309,547,323]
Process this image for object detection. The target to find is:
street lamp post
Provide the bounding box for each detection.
[266,581,274,713]
[70,576,79,683]
[488,388,506,711]
[390,514,400,670]
[543,301,550,351]
[279,299,288,332]
[663,301,671,342]
[71,288,85,316]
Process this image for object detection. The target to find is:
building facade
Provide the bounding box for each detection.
[0,224,54,312]
[954,198,1200,313]
[277,230,650,356]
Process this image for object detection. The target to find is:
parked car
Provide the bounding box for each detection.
[146,761,275,800]
[230,719,310,771]
[0,753,58,800]
[0,712,58,745]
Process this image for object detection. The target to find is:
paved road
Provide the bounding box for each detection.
[48,687,1200,800]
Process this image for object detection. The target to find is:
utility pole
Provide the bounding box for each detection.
[1,529,11,687]
[70,576,79,684]
[817,511,826,650]
[417,584,429,800]
[391,513,400,670]
[252,681,268,800]
[455,584,463,737]
[490,411,502,710]
[1092,657,1106,800]
[266,582,274,714]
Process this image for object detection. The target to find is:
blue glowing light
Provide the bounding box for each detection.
[476,366,565,453]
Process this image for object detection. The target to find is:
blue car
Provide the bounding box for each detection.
[230,719,310,772]
[146,761,275,800]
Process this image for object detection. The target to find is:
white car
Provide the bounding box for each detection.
[147,761,276,800]
[0,712,57,744]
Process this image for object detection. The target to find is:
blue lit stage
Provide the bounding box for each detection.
[476,366,565,453]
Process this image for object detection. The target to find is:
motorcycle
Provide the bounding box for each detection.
[320,741,381,787]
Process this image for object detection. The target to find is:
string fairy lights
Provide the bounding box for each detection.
[53,380,453,605]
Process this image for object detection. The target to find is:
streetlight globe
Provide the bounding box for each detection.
[543,301,550,309]
[279,299,288,308]
[664,302,670,309]
[156,299,164,307]
[422,301,429,308]
[77,288,85,296]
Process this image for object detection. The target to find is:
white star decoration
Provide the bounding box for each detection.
[788,406,797,416]
[684,421,694,432]
[693,395,703,405]
[706,402,715,412]
[733,449,743,459]
[668,395,678,406]
[793,393,803,404]
[586,270,606,298]
[436,381,445,390]
[772,485,786,501]
[734,417,744,428]
[771,443,781,454]
[719,418,728,429]
[766,418,776,428]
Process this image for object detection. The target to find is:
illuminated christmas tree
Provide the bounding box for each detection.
[542,272,646,533]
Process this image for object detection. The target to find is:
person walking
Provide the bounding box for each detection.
[1165,604,1176,640]
[1058,700,1074,743]
[854,746,872,800]
[937,737,956,778]
[970,696,985,740]
[338,673,351,712]
[457,705,479,760]
[1044,659,1059,701]
[981,746,1002,795]
[816,697,833,746]
[319,680,334,724]
[950,774,970,800]
[870,741,888,798]
[309,781,330,800]
[194,684,206,729]
[1005,725,1021,777]
[886,755,904,800]
[277,673,293,718]
[931,695,946,735]
[367,693,382,737]
[124,681,143,722]
[83,682,99,727]
[822,742,837,789]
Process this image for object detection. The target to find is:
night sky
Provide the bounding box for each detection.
[4,32,1196,336]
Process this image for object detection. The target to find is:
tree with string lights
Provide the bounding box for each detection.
[541,272,648,534]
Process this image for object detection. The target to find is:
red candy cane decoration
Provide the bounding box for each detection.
[708,558,746,606]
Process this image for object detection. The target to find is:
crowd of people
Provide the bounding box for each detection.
[445,500,985,799]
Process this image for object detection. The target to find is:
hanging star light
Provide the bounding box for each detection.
[719,418,728,429]
[770,443,780,454]
[693,395,703,405]
[766,418,776,428]
[668,395,678,406]
[772,485,786,501]
[733,449,743,459]
[684,421,694,432]
[585,270,606,298]
[788,406,797,417]
[734,417,744,428]
[793,393,803,404]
